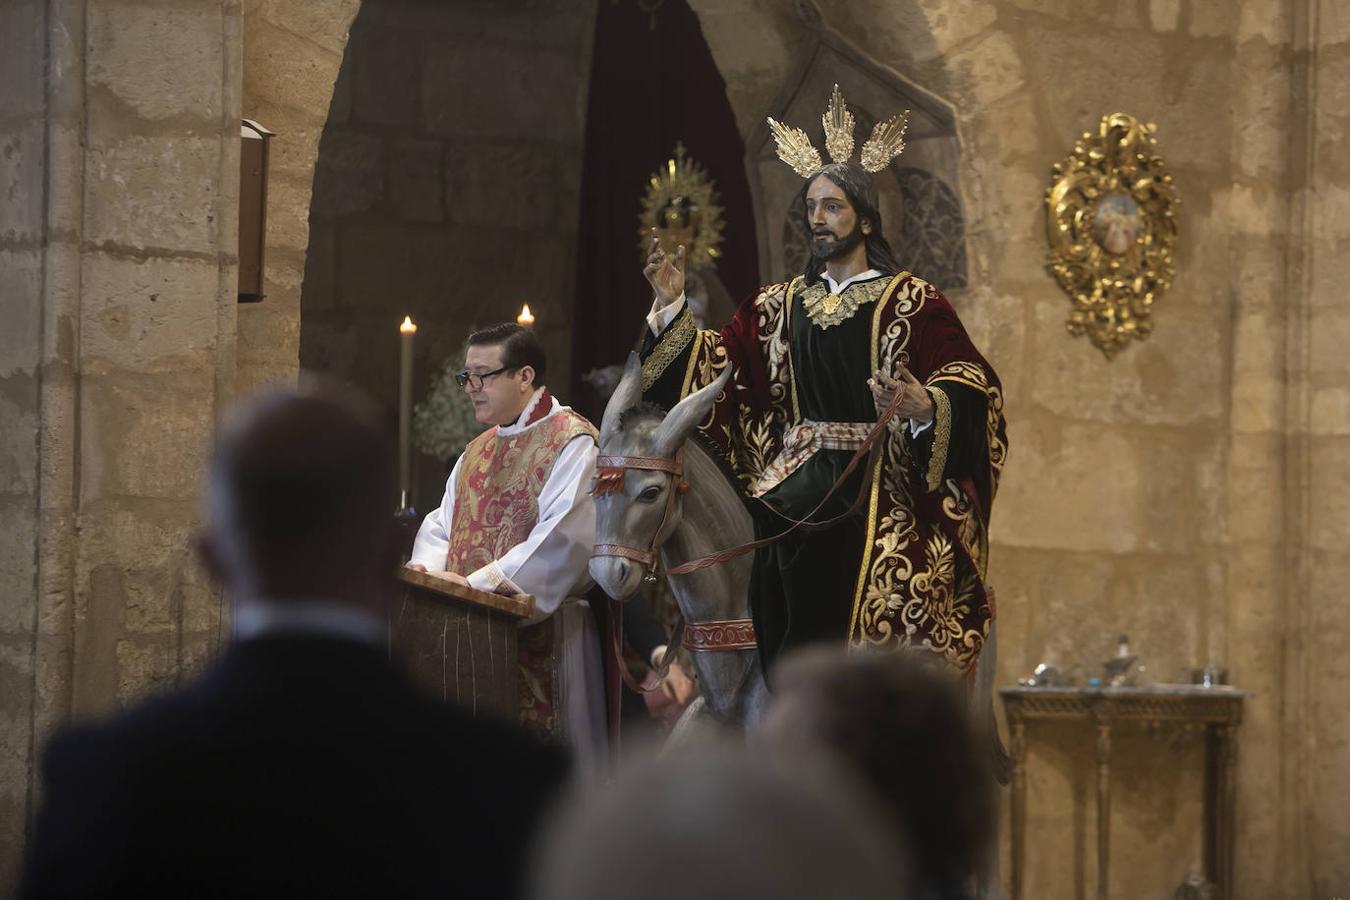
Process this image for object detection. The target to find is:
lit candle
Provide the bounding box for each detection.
[517,304,535,326]
[398,315,417,510]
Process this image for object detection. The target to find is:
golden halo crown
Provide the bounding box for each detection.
[767,84,910,179]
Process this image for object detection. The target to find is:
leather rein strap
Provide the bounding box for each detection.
[590,391,906,578]
[608,604,689,695]
[592,390,908,685]
[665,387,907,576]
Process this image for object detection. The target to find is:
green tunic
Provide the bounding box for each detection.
[750,279,883,667]
[760,282,879,520]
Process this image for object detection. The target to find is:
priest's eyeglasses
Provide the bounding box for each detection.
[454,366,517,390]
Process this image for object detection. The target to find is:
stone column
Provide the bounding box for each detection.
[1296,0,1350,890]
[1221,1,1299,894]
[0,0,242,885]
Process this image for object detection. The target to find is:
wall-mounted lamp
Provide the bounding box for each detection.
[239,119,274,302]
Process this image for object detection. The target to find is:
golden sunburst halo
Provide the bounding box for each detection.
[638,142,726,273]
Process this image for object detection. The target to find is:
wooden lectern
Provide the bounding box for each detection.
[390,569,535,719]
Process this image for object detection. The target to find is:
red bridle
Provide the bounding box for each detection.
[591,446,756,698]
[590,449,687,582]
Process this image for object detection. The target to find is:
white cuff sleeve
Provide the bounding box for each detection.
[646,293,687,335]
[467,561,525,596]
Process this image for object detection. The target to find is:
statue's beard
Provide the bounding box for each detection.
[809,222,865,261]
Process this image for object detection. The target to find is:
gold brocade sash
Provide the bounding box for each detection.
[751,420,872,498]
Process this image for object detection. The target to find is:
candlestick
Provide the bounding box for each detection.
[517,304,535,326]
[398,315,416,510]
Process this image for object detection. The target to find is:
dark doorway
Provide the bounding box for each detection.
[569,0,759,423]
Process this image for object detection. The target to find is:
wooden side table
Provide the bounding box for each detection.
[1000,685,1248,900]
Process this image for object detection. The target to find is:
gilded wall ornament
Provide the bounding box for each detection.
[1046,113,1178,358]
[638,142,725,273]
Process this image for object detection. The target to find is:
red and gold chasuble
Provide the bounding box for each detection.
[445,401,597,740]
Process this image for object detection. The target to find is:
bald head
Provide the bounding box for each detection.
[203,385,396,602]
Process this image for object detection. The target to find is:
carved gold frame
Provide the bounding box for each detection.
[1046,113,1178,358]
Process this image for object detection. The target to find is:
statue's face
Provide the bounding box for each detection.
[805,176,867,260]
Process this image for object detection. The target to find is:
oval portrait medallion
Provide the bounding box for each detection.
[1092,192,1141,255]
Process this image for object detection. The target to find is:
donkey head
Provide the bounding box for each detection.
[589,353,732,601]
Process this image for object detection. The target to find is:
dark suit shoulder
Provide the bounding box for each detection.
[23,636,572,899]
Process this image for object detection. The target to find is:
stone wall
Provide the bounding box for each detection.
[0,0,51,883]
[0,0,245,885]
[298,0,597,509]
[1295,0,1350,890]
[689,0,1347,895]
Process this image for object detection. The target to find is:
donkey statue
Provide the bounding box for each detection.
[588,355,769,729]
[588,354,1006,769]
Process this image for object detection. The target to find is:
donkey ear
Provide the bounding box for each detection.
[651,366,733,459]
[599,352,643,448]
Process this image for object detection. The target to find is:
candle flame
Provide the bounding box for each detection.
[517,304,536,326]
[400,315,417,334]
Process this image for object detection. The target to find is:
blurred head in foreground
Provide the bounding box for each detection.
[197,381,397,609]
[529,747,911,900]
[757,647,996,898]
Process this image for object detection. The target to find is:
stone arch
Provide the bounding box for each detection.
[685,0,976,291]
[294,0,597,509]
[238,0,363,394]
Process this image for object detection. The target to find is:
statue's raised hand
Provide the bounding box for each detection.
[643,230,686,307]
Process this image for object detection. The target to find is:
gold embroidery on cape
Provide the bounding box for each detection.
[756,280,798,427]
[714,278,795,490]
[931,358,1008,505]
[855,423,921,647]
[734,411,777,493]
[942,480,986,575]
[986,383,1007,496]
[925,385,952,493]
[876,275,927,380]
[930,360,989,393]
[849,272,915,645]
[904,534,983,663]
[681,332,729,400]
[848,274,988,671]
[928,359,997,607]
[643,305,697,391]
[799,276,890,330]
[662,281,798,493]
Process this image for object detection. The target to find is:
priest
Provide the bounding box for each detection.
[408,323,605,773]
